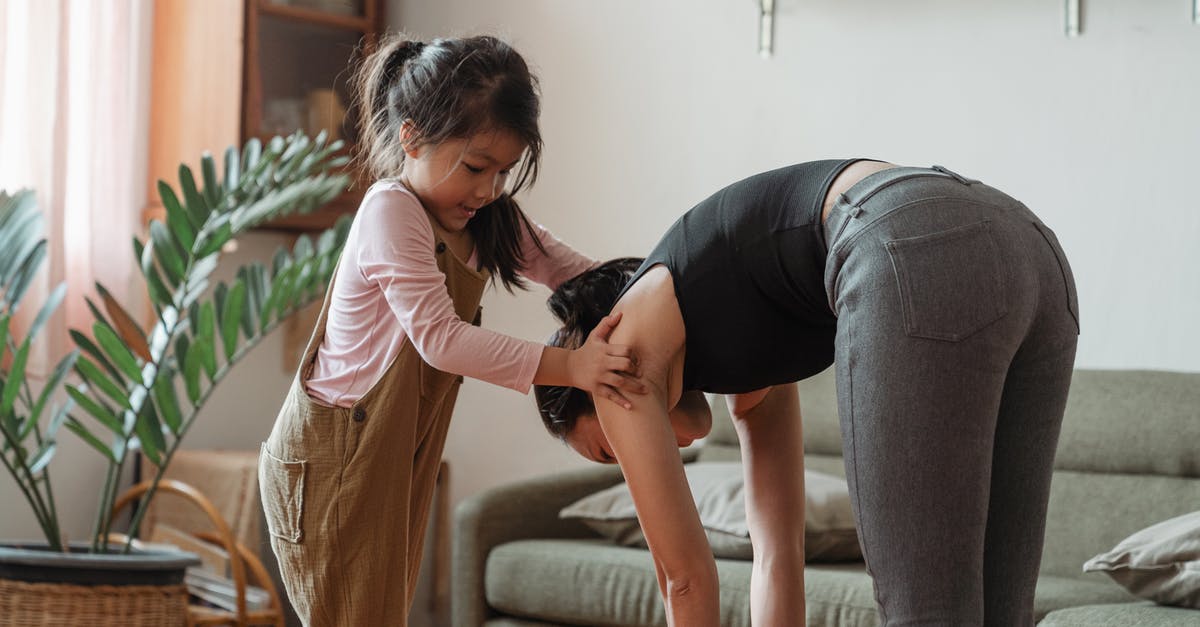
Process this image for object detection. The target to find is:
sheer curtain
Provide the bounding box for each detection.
[0,0,152,376]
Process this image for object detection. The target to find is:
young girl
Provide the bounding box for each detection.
[258,34,643,625]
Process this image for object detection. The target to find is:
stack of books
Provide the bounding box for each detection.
[146,523,271,612]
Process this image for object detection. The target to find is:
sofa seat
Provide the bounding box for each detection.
[1039,601,1200,626]
[485,538,1143,627]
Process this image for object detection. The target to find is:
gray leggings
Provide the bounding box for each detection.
[823,166,1080,626]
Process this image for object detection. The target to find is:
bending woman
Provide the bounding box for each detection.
[534,159,1080,626]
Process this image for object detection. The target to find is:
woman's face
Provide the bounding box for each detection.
[564,399,712,464]
[402,128,525,233]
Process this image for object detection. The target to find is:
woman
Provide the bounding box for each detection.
[534,159,1079,626]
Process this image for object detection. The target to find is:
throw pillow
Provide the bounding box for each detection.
[1082,510,1200,608]
[559,461,860,562]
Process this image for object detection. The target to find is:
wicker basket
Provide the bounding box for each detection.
[0,577,189,626]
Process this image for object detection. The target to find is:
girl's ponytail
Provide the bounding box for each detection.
[355,35,426,180]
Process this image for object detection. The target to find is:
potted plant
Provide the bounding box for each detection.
[0,132,352,626]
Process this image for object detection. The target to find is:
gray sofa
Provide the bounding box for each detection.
[452,368,1200,626]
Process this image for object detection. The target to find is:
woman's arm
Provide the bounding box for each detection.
[728,383,807,626]
[596,385,720,626]
[594,267,720,626]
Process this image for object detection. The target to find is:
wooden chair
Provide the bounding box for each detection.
[111,479,285,627]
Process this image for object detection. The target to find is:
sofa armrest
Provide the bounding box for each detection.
[451,463,626,626]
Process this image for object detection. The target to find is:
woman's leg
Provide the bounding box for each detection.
[825,170,1075,626]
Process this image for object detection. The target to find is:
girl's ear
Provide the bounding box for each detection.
[399,119,421,159]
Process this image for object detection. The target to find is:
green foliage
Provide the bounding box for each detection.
[0,131,353,552]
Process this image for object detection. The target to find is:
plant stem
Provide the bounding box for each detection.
[0,446,58,550]
[90,462,117,553]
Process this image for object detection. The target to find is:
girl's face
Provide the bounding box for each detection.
[402,128,527,233]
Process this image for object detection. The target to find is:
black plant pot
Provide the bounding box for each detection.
[0,541,199,585]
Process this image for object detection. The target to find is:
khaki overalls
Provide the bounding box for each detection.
[259,233,486,626]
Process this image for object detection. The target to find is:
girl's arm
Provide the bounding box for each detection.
[516,218,599,290]
[360,188,639,398]
[728,384,807,625]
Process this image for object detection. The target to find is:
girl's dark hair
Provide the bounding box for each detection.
[534,258,645,439]
[354,33,545,291]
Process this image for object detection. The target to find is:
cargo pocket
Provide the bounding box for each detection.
[886,220,1008,342]
[1032,221,1080,334]
[259,443,306,544]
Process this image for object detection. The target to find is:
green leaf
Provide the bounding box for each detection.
[201,152,221,208]
[213,282,229,331]
[198,301,216,341]
[173,334,190,377]
[179,164,209,227]
[27,282,66,340]
[5,239,47,311]
[93,321,142,382]
[65,417,116,462]
[69,329,126,387]
[74,357,130,410]
[65,385,123,435]
[158,180,197,251]
[47,402,70,440]
[221,280,246,360]
[25,351,78,440]
[1,335,31,415]
[241,138,262,178]
[149,221,186,286]
[223,146,241,195]
[134,401,165,466]
[182,342,204,404]
[152,371,183,434]
[135,237,174,306]
[28,441,56,474]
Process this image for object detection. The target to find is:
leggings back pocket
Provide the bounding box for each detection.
[259,443,306,543]
[886,219,1008,342]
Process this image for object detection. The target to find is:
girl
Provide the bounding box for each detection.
[535,160,1079,626]
[259,35,643,625]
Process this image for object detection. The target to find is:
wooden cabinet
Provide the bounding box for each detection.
[145,0,385,233]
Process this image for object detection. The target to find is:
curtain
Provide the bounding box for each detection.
[0,0,152,377]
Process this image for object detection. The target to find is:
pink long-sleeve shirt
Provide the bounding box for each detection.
[304,181,597,407]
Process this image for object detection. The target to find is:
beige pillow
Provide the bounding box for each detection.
[1083,510,1200,608]
[559,462,860,562]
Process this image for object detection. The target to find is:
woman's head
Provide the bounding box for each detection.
[354,34,546,290]
[534,258,645,439]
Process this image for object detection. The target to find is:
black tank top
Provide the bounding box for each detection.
[619,159,863,394]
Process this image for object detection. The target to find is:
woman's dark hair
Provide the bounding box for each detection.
[354,33,545,291]
[534,257,645,439]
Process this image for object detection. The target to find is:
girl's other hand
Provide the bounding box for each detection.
[568,312,646,409]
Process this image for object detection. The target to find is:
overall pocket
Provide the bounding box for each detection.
[259,443,306,543]
[886,220,1008,342]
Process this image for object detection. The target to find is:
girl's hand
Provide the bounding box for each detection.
[567,312,646,409]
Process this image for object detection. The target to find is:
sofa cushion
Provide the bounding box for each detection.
[559,462,860,562]
[485,539,752,627]
[1083,510,1200,608]
[1041,471,1200,579]
[1052,370,1200,477]
[1034,574,1138,619]
[1038,602,1200,626]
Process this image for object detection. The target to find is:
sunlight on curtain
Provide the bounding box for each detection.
[0,0,152,376]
